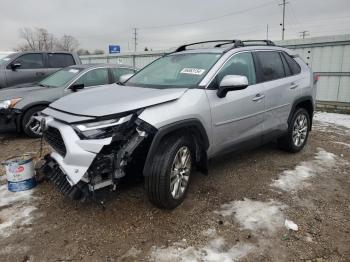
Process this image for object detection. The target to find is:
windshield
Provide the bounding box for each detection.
[39,67,84,88]
[0,53,16,65]
[125,53,222,88]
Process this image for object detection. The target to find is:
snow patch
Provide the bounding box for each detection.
[150,239,254,262]
[272,148,337,192]
[216,198,286,235]
[121,247,142,259]
[202,228,217,238]
[0,184,37,238]
[314,112,350,129]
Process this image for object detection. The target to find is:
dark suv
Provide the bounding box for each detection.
[0,51,81,89]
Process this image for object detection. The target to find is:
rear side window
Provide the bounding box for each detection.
[256,51,285,82]
[11,53,44,69]
[282,52,301,75]
[48,53,75,68]
[280,53,292,77]
[111,68,136,82]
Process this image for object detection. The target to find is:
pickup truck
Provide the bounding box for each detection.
[0,51,81,89]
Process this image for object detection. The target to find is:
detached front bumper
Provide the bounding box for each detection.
[43,116,113,186]
[0,108,22,131]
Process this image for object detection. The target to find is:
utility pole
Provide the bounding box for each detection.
[299,30,310,39]
[266,24,269,40]
[132,28,138,52]
[279,0,289,40]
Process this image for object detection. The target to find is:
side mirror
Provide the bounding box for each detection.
[70,83,84,92]
[119,73,134,84]
[11,62,22,71]
[217,75,249,98]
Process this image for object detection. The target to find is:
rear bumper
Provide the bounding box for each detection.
[0,108,22,131]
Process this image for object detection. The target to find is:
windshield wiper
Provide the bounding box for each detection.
[117,82,125,86]
[39,83,50,87]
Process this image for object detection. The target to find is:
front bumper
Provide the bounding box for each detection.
[0,108,22,130]
[43,116,113,185]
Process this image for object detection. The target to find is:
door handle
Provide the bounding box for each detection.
[36,72,45,76]
[252,94,265,101]
[290,82,299,89]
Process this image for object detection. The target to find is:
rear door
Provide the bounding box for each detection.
[206,51,265,155]
[5,53,46,86]
[255,51,300,138]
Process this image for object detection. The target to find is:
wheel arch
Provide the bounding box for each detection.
[288,96,315,130]
[143,119,210,176]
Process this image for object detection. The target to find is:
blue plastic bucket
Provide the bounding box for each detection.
[1,154,37,192]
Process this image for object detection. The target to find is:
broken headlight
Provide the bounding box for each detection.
[73,115,133,139]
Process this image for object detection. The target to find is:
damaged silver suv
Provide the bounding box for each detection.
[39,40,317,209]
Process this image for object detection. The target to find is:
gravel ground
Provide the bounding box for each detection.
[0,113,349,262]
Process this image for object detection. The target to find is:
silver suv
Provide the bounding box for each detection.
[39,40,317,209]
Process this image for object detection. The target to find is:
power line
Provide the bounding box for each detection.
[139,0,276,29]
[279,0,289,40]
[299,30,310,39]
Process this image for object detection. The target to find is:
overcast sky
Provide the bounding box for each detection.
[1,0,350,52]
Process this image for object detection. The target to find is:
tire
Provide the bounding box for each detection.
[22,105,47,138]
[278,108,310,153]
[145,135,194,209]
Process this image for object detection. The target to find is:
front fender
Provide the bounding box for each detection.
[142,119,209,176]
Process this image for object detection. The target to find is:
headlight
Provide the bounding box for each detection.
[75,118,122,131]
[73,115,133,139]
[0,98,22,109]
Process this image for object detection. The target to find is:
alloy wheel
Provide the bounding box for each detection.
[170,146,191,199]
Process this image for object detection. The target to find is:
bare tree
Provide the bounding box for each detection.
[57,35,79,52]
[18,28,37,51]
[17,27,79,52]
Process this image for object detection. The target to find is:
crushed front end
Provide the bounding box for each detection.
[39,107,156,201]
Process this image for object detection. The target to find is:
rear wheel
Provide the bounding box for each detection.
[22,106,47,138]
[278,108,310,152]
[145,135,193,209]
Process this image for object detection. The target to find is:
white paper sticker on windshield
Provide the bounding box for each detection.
[69,69,79,74]
[180,68,206,75]
[3,58,10,61]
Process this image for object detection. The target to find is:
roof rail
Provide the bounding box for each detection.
[241,40,275,46]
[174,40,243,52]
[173,39,276,53]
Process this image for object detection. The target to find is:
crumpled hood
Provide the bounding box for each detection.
[0,84,47,100]
[50,84,188,117]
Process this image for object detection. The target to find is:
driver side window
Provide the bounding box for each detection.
[210,52,256,89]
[74,68,109,88]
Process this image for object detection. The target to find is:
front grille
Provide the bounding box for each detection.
[42,156,83,200]
[44,127,67,156]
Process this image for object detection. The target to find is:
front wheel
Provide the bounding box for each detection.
[145,135,194,209]
[278,108,310,152]
[22,106,47,138]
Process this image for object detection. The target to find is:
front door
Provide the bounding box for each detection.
[5,53,46,86]
[206,51,265,156]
